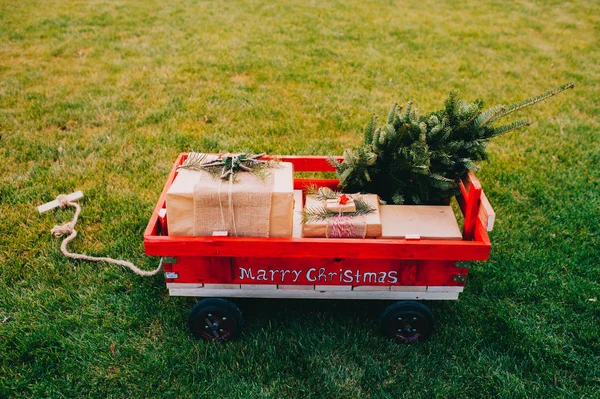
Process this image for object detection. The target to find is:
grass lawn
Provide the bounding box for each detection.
[1,0,599,397]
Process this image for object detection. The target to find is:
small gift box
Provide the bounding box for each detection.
[302,193,382,238]
[325,194,356,213]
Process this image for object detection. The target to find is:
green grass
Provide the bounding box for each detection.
[1,0,599,397]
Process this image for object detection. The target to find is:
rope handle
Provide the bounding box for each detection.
[40,193,163,277]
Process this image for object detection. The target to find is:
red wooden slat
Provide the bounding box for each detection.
[478,191,495,231]
[144,235,490,260]
[143,153,185,238]
[264,155,343,172]
[293,179,340,191]
[169,257,464,287]
[414,261,465,286]
[399,261,417,285]
[474,217,491,244]
[461,171,482,241]
[457,181,467,215]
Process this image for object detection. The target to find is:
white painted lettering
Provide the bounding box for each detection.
[269,269,278,281]
[388,271,398,284]
[239,267,254,280]
[363,272,377,283]
[355,270,362,283]
[306,268,317,282]
[318,268,327,282]
[342,269,354,283]
[257,269,268,281]
[292,269,302,283]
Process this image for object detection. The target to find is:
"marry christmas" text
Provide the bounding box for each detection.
[238,266,398,285]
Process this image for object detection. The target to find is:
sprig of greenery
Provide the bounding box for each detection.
[179,152,271,180]
[301,194,376,224]
[305,186,341,200]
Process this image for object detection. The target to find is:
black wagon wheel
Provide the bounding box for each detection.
[379,301,434,343]
[188,298,244,342]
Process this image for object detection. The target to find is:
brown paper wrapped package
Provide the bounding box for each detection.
[378,205,462,240]
[166,162,294,237]
[302,194,382,238]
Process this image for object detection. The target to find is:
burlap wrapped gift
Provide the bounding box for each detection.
[302,194,382,238]
[166,161,294,237]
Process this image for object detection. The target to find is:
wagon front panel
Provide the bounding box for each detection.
[163,256,467,290]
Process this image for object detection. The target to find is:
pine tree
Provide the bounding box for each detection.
[330,83,574,205]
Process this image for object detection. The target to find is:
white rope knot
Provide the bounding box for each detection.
[51,222,75,237]
[56,194,71,208]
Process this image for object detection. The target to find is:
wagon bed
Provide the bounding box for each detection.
[144,154,494,302]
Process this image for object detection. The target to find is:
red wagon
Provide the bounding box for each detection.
[144,154,495,342]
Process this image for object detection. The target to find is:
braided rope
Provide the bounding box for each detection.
[50,195,162,277]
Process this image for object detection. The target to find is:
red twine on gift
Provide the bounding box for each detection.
[328,212,356,238]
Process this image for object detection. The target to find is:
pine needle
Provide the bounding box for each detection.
[300,196,376,224]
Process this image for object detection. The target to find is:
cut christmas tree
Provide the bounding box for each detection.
[330,83,574,205]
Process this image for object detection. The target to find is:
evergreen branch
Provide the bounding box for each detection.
[364,114,378,146]
[387,104,397,125]
[306,186,338,200]
[402,101,412,121]
[180,152,210,170]
[304,184,320,198]
[490,119,531,137]
[392,193,404,205]
[372,128,382,151]
[300,197,376,224]
[458,158,481,171]
[427,115,440,127]
[456,101,482,128]
[445,91,460,122]
[178,152,270,180]
[490,82,574,122]
[301,206,339,224]
[327,155,342,172]
[430,173,456,183]
[475,104,506,127]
